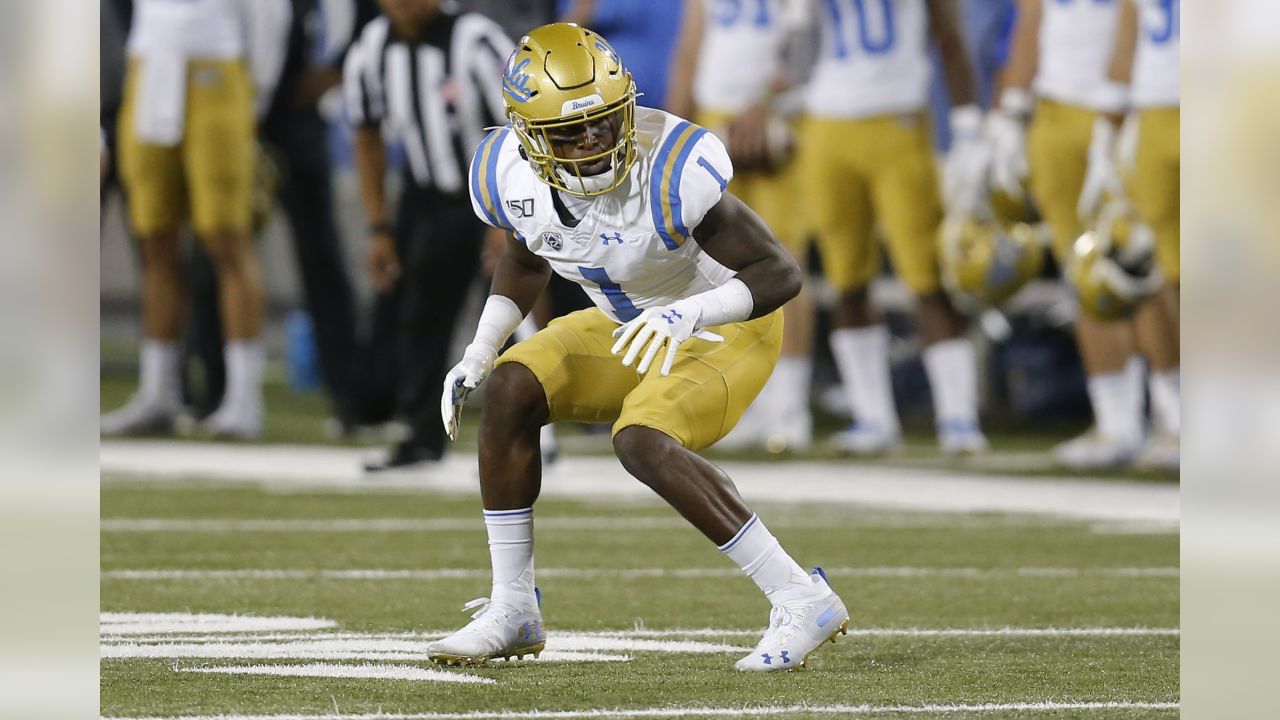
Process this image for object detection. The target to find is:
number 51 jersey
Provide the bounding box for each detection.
[468,107,737,324]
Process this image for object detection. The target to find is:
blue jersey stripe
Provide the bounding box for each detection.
[486,128,513,230]
[668,126,709,240]
[470,130,502,228]
[650,120,691,250]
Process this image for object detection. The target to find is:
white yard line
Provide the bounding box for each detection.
[104,626,1181,645]
[100,441,1180,523]
[100,613,336,635]
[102,566,1179,581]
[99,700,1181,719]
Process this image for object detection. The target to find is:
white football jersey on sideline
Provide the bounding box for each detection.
[468,107,736,324]
[1035,0,1126,112]
[694,0,788,113]
[1131,0,1180,108]
[804,0,931,119]
[128,0,246,59]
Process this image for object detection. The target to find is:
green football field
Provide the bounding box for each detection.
[100,453,1179,719]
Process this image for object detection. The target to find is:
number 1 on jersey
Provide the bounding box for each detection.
[578,266,640,322]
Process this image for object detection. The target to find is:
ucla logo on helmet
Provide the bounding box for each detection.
[504,56,534,103]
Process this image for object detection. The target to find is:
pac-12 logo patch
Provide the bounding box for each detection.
[541,232,563,251]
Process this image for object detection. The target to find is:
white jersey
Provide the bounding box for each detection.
[128,0,247,59]
[1035,0,1127,112]
[1131,0,1180,108]
[805,0,931,119]
[468,107,736,324]
[693,0,788,113]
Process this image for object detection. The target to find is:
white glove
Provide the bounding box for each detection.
[610,304,724,376]
[1078,116,1124,222]
[440,295,524,441]
[986,89,1032,197]
[942,105,991,213]
[441,343,498,441]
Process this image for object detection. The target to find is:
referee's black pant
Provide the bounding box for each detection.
[364,183,484,457]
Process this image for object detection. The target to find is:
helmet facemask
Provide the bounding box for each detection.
[508,89,637,197]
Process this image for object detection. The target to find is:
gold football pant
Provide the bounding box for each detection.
[1128,107,1180,282]
[118,58,255,237]
[496,307,783,451]
[1028,99,1095,261]
[799,113,943,295]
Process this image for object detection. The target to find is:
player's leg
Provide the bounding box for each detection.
[428,310,637,664]
[1030,101,1143,466]
[185,59,264,438]
[102,60,186,435]
[613,312,848,671]
[752,139,816,451]
[805,118,899,454]
[1130,108,1181,467]
[871,113,987,455]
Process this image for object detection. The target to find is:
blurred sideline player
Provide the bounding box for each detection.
[429,23,848,671]
[102,0,288,438]
[989,0,1179,468]
[801,0,992,456]
[668,0,816,451]
[1098,0,1180,466]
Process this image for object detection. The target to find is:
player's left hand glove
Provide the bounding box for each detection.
[441,343,498,441]
[1078,116,1126,222]
[942,105,992,214]
[610,304,724,377]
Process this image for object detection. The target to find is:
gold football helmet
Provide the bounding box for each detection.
[502,23,638,196]
[1068,198,1164,321]
[940,211,1046,307]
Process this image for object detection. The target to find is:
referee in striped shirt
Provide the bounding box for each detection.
[345,0,514,471]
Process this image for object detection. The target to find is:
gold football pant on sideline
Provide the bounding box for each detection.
[798,113,943,295]
[1028,99,1095,261]
[696,110,808,253]
[496,308,783,451]
[118,58,255,237]
[1128,107,1180,282]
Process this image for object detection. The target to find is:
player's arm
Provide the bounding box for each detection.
[489,233,553,317]
[352,124,400,291]
[926,0,978,108]
[1106,0,1139,116]
[692,192,802,318]
[987,0,1040,194]
[666,0,706,118]
[999,0,1041,97]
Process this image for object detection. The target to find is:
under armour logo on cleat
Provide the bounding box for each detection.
[760,650,790,665]
[779,650,790,663]
[661,310,683,324]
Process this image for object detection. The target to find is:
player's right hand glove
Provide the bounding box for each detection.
[610,304,724,377]
[986,89,1033,198]
[441,343,498,441]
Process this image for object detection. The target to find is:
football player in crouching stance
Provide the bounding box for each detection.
[429,23,848,672]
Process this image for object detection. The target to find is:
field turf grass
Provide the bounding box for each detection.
[101,474,1179,719]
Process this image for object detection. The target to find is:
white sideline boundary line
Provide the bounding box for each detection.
[102,566,1180,581]
[178,663,497,684]
[99,441,1180,523]
[99,700,1181,719]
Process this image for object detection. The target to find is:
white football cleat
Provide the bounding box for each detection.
[735,568,849,672]
[200,402,263,440]
[1136,431,1179,471]
[100,393,180,436]
[1053,429,1141,469]
[830,422,902,456]
[937,418,989,456]
[428,591,546,666]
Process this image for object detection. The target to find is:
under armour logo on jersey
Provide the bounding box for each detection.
[752,648,783,666]
[600,232,623,246]
[661,310,683,324]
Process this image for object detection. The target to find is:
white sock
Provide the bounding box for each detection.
[484,508,536,606]
[1088,357,1143,443]
[1149,367,1180,435]
[720,514,815,606]
[923,338,979,426]
[223,340,265,412]
[829,326,900,434]
[768,355,813,420]
[139,339,180,404]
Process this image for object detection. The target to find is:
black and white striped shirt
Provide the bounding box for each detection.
[343,10,513,193]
